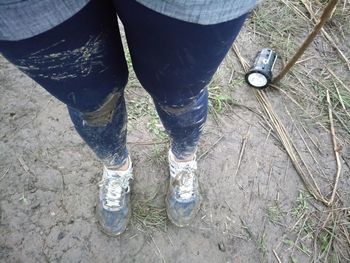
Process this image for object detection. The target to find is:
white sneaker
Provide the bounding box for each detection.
[166,150,201,227]
[96,156,133,236]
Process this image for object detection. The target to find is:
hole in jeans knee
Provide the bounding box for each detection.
[81,91,122,126]
[156,87,207,116]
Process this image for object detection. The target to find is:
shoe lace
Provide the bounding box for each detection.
[99,169,133,210]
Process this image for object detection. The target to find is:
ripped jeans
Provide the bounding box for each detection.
[0,0,247,167]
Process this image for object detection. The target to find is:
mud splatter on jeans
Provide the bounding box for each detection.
[0,0,247,165]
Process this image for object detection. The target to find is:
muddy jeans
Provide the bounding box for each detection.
[0,0,247,166]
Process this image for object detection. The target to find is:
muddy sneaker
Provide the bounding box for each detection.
[166,150,201,227]
[96,157,133,236]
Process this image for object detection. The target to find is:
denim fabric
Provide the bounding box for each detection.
[154,88,208,159]
[0,0,247,164]
[0,0,128,112]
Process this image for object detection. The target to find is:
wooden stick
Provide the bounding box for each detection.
[274,0,339,83]
[300,0,350,71]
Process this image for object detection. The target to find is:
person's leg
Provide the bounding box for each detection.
[0,0,133,236]
[115,0,247,161]
[115,0,248,226]
[0,0,129,167]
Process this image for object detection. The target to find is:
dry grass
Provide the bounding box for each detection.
[238,0,350,261]
[132,195,168,234]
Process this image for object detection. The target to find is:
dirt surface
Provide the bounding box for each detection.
[1,2,350,263]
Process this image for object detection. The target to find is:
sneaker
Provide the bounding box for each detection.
[166,150,201,227]
[96,156,133,236]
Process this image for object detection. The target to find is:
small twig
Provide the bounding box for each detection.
[341,224,350,248]
[334,83,346,110]
[326,90,342,206]
[299,120,321,154]
[240,217,256,240]
[327,67,350,94]
[17,156,30,173]
[283,157,290,184]
[321,207,350,213]
[291,215,308,255]
[247,178,256,209]
[322,212,338,262]
[232,44,250,71]
[233,125,252,178]
[342,156,350,170]
[198,135,224,161]
[150,235,165,263]
[0,166,10,181]
[225,199,234,212]
[229,68,234,85]
[333,111,350,136]
[128,140,169,145]
[280,0,310,21]
[129,234,138,240]
[265,160,273,199]
[166,233,174,247]
[273,249,282,263]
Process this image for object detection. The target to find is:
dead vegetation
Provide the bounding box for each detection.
[242,0,350,261]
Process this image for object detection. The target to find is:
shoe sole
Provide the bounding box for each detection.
[97,221,127,237]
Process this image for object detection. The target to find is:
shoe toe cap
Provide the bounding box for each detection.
[96,201,130,236]
[166,193,201,227]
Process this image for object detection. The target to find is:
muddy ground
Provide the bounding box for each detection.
[1,2,350,263]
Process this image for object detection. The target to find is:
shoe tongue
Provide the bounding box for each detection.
[180,171,193,184]
[104,161,133,179]
[169,151,197,179]
[177,160,197,172]
[109,169,130,177]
